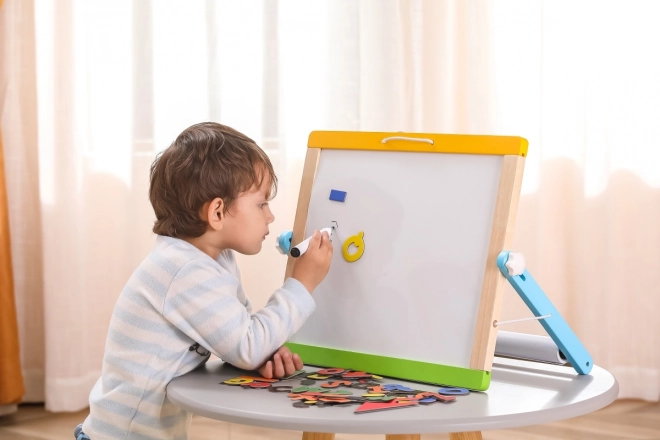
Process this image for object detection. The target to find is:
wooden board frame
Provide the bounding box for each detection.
[470,155,525,371]
[284,148,321,280]
[284,131,526,389]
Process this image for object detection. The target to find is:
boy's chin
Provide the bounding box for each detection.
[235,243,262,256]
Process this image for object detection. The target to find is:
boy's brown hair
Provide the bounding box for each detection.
[149,122,277,238]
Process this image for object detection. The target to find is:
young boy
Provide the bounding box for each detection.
[75,122,333,440]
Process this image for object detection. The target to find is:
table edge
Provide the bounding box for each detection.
[167,363,619,434]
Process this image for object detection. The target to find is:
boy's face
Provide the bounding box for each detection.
[221,175,275,255]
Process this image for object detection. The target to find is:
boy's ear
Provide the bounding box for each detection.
[205,197,225,231]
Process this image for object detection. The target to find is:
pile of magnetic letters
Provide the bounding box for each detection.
[221,368,470,414]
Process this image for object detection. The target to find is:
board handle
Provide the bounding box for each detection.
[381,136,434,145]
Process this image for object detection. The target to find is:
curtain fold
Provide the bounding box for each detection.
[1,0,43,405]
[0,0,25,406]
[0,136,25,405]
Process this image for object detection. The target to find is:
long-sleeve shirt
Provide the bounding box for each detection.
[82,235,316,440]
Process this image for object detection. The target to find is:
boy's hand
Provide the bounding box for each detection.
[291,229,333,293]
[257,346,303,379]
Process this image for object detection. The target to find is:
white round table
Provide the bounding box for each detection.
[167,357,618,440]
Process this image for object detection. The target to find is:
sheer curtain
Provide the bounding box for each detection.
[2,0,659,411]
[488,0,660,401]
[0,0,24,412]
[0,0,38,414]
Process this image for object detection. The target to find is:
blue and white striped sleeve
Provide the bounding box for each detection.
[162,257,316,370]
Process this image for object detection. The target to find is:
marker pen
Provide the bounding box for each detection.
[290,227,334,258]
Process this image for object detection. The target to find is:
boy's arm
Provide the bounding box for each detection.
[162,257,315,371]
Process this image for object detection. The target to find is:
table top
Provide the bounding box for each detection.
[166,358,618,434]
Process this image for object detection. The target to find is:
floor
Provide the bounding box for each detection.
[0,400,658,440]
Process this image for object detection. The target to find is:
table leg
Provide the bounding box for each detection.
[449,432,483,440]
[302,433,335,440]
[385,435,420,440]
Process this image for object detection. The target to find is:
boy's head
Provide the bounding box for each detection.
[149,122,277,254]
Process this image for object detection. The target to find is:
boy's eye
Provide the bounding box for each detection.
[259,203,268,208]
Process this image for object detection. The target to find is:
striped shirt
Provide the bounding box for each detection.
[82,235,316,440]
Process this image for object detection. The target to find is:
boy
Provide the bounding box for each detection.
[76,122,333,440]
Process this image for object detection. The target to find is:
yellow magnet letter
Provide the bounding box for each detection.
[342,231,365,262]
[223,377,253,385]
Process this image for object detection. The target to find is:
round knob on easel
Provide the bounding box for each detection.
[275,230,293,255]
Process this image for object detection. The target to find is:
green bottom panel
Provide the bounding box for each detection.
[284,342,491,391]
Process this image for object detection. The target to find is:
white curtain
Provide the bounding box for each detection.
[2,0,659,411]
[489,0,660,402]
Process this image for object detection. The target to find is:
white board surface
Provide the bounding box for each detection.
[288,149,503,369]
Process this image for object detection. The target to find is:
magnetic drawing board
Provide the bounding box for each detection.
[284,131,527,390]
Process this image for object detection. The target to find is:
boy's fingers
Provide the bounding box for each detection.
[281,351,296,376]
[259,361,273,379]
[322,235,333,255]
[293,353,303,370]
[310,230,322,248]
[273,353,285,378]
[318,233,328,251]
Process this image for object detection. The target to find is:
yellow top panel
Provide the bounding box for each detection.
[308,131,528,156]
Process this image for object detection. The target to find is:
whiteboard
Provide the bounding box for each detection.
[288,149,503,369]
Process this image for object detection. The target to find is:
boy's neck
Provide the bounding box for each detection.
[182,235,223,261]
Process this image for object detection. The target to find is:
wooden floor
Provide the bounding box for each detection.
[0,400,658,439]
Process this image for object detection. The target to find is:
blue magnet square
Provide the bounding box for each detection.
[329,190,347,202]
